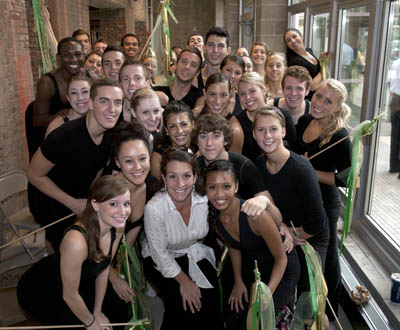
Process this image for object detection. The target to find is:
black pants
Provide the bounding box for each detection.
[389,96,400,172]
[143,256,224,330]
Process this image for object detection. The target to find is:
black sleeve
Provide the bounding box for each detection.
[40,126,68,164]
[280,108,296,150]
[295,162,328,236]
[332,129,352,187]
[241,158,265,195]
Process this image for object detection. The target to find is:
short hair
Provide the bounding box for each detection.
[177,47,203,71]
[191,113,233,151]
[92,39,107,47]
[119,59,151,82]
[130,87,158,110]
[121,33,139,46]
[90,77,122,100]
[187,33,203,45]
[205,26,230,47]
[253,105,286,130]
[205,73,231,92]
[220,55,245,72]
[72,29,89,39]
[84,50,102,63]
[250,41,268,56]
[67,74,92,92]
[102,45,125,61]
[282,65,312,90]
[57,37,81,55]
[238,71,266,92]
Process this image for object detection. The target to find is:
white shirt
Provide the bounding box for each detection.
[388,58,400,95]
[142,190,216,289]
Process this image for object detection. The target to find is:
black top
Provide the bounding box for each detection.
[273,97,310,117]
[25,73,70,159]
[197,152,265,200]
[295,114,351,219]
[232,93,243,117]
[197,70,205,91]
[235,109,296,164]
[68,225,116,279]
[256,152,328,245]
[33,116,112,223]
[288,48,320,100]
[153,85,203,109]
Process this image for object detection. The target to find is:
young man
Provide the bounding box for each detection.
[102,45,125,80]
[121,33,140,59]
[26,37,85,158]
[195,26,231,90]
[153,47,203,109]
[72,29,91,55]
[27,78,123,250]
[92,39,108,54]
[187,33,204,54]
[119,60,151,121]
[268,65,311,125]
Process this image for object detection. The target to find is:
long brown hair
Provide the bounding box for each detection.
[76,175,130,261]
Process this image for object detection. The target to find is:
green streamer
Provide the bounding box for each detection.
[246,262,275,330]
[117,235,153,330]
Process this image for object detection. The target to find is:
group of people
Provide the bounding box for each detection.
[17,25,352,330]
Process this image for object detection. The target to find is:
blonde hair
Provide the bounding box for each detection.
[238,71,266,92]
[130,87,158,111]
[318,78,351,147]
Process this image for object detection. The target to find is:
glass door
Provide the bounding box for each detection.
[337,5,370,127]
[369,1,400,249]
[311,12,329,58]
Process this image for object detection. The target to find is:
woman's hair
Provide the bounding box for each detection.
[250,41,269,57]
[130,87,158,111]
[284,28,304,65]
[204,160,237,258]
[119,59,151,82]
[264,52,286,86]
[317,79,351,147]
[76,175,130,261]
[110,120,151,164]
[238,71,266,92]
[67,74,92,92]
[205,72,231,92]
[84,50,102,64]
[220,55,245,73]
[156,100,194,151]
[191,113,233,151]
[253,105,286,129]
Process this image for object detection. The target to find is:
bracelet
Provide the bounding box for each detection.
[84,315,95,328]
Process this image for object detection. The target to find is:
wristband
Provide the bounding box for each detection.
[84,315,95,328]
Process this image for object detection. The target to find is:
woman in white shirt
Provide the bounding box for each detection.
[142,148,224,330]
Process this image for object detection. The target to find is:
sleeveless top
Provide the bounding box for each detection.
[68,225,116,280]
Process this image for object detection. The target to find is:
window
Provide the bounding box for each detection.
[311,12,329,58]
[337,5,370,126]
[369,0,400,250]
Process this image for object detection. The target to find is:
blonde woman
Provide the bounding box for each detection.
[250,41,268,76]
[294,78,351,321]
[264,52,286,99]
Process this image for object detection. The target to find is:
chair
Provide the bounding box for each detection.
[0,170,42,261]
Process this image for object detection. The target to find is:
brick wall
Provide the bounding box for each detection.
[154,0,216,50]
[0,0,34,174]
[90,8,126,46]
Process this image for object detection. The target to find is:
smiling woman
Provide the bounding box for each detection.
[151,101,194,180]
[142,149,224,330]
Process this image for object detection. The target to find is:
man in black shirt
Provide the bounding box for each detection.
[153,47,203,109]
